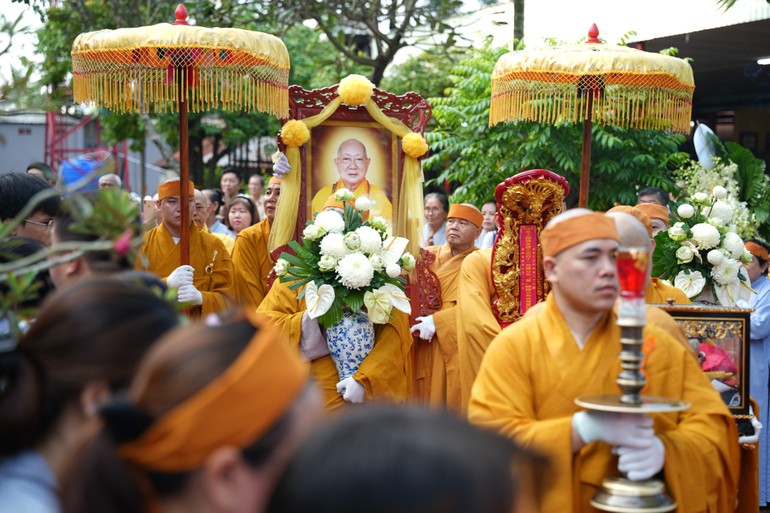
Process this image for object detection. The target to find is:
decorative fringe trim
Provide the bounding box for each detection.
[72,47,289,117]
[489,72,694,134]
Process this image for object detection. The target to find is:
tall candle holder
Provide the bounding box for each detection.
[575,247,690,512]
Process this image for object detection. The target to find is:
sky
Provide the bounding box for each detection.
[0,2,43,87]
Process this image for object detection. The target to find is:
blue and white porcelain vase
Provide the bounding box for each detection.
[325,310,375,381]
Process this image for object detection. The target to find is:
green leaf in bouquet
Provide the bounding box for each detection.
[317,299,344,328]
[345,290,365,313]
[280,251,313,270]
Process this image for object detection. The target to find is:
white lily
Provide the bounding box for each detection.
[381,236,409,266]
[674,270,706,298]
[378,283,411,315]
[305,281,335,319]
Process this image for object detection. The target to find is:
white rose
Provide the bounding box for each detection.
[707,249,725,266]
[676,245,694,264]
[740,250,753,264]
[314,210,345,234]
[354,196,372,212]
[677,204,694,219]
[273,258,290,277]
[319,232,348,259]
[690,223,721,250]
[712,185,728,200]
[369,254,384,271]
[303,224,321,241]
[386,263,402,278]
[334,188,354,202]
[667,223,687,242]
[344,232,362,251]
[318,254,337,272]
[400,252,416,272]
[369,216,389,232]
[692,192,709,203]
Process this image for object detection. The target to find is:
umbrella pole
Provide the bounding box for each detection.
[578,92,594,209]
[178,70,191,266]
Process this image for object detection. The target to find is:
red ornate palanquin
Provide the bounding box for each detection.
[490,170,569,327]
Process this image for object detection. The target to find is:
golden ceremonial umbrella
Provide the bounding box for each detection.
[490,24,694,208]
[71,4,289,263]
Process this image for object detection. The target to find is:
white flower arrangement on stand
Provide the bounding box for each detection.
[274,188,414,381]
[652,186,754,306]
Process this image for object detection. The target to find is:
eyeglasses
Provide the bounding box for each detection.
[24,218,54,231]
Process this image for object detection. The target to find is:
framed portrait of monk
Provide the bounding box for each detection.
[659,304,752,433]
[306,120,399,223]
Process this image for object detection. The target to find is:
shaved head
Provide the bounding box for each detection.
[544,208,594,229]
[606,212,652,252]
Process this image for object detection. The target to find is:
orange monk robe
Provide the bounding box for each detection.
[231,219,273,307]
[311,179,392,222]
[646,277,691,304]
[456,248,500,412]
[257,279,411,413]
[137,222,234,318]
[468,293,740,513]
[411,244,474,410]
[201,223,234,253]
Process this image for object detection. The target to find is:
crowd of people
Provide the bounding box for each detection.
[0,157,766,512]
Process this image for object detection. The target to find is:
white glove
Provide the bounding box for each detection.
[177,283,203,305]
[573,411,655,448]
[336,377,365,403]
[166,265,194,289]
[738,406,763,445]
[617,436,665,481]
[272,153,291,178]
[410,315,436,341]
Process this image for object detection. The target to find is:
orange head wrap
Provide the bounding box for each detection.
[268,176,282,186]
[447,203,483,228]
[118,312,308,472]
[745,241,770,262]
[635,203,669,228]
[607,205,653,238]
[323,196,345,211]
[541,212,619,257]
[158,180,195,201]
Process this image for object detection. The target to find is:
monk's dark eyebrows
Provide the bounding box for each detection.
[577,245,615,256]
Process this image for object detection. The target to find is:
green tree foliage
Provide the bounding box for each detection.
[424,39,687,209]
[380,47,463,99]
[258,0,466,85]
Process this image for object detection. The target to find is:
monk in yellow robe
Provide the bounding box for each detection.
[257,278,411,413]
[456,247,499,411]
[469,210,740,513]
[137,178,234,318]
[310,138,392,222]
[410,204,482,410]
[231,177,281,307]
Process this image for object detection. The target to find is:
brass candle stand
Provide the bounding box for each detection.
[575,247,690,513]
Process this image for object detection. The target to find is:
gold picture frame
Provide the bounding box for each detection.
[659,304,751,419]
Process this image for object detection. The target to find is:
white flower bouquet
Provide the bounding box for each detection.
[652,186,754,306]
[274,188,414,328]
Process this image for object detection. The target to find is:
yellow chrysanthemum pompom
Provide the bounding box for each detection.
[337,74,374,106]
[402,133,429,158]
[280,119,310,147]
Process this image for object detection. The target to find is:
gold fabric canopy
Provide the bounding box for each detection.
[490,37,694,134]
[72,17,289,116]
[489,25,695,207]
